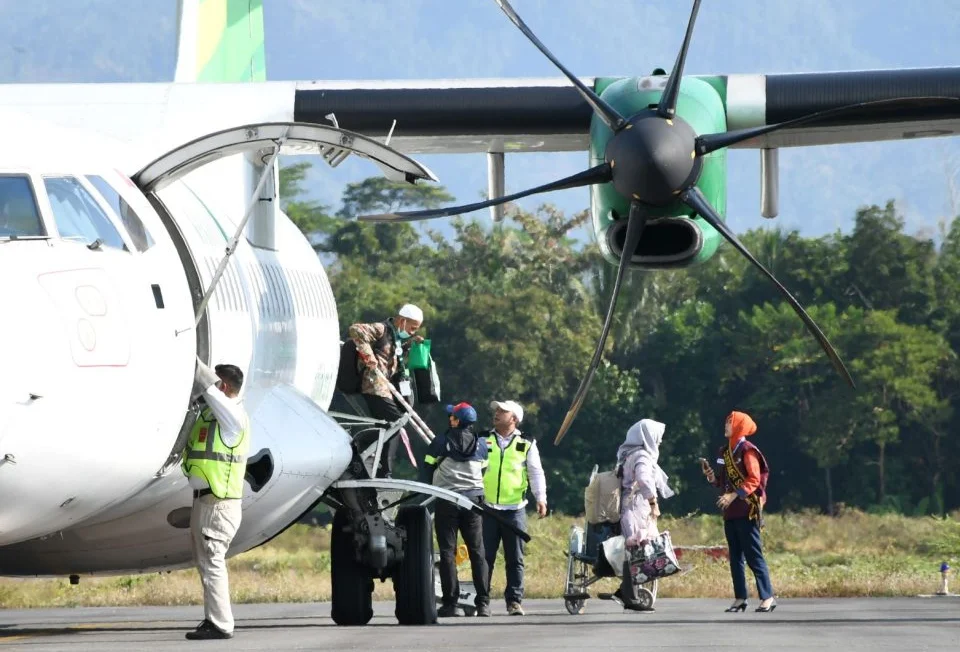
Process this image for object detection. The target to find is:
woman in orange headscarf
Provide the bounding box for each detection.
[701,411,776,613]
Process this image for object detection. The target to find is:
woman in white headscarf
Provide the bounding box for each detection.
[614,418,675,611]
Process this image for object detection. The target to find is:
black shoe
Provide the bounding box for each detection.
[623,602,655,612]
[185,620,233,640]
[437,604,462,617]
[725,600,748,612]
[756,599,777,613]
[476,603,491,617]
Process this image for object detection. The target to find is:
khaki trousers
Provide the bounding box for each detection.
[190,494,242,633]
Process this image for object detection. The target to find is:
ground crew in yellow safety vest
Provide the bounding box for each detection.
[482,400,547,616]
[182,358,250,641]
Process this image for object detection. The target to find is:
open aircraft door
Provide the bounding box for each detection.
[130,121,439,194]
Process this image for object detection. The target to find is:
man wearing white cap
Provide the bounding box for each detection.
[481,399,547,616]
[348,303,424,476]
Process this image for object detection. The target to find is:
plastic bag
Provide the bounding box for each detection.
[601,535,626,574]
[407,340,431,371]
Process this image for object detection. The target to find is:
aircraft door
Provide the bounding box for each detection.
[131,122,437,194]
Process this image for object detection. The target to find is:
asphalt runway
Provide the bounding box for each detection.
[1,597,958,651]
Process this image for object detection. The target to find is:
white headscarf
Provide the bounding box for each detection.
[616,419,675,499]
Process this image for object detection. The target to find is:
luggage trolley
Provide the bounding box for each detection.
[563,465,657,615]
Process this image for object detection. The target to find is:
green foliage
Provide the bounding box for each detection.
[278,160,337,245]
[284,168,960,517]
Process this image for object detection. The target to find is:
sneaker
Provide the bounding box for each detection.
[437,604,462,618]
[185,620,233,640]
[507,602,524,616]
[476,604,491,617]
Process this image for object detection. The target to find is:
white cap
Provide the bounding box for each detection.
[490,400,524,424]
[398,303,424,323]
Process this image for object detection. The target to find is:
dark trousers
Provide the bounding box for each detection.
[724,517,774,600]
[435,499,489,608]
[483,508,526,605]
[361,393,404,477]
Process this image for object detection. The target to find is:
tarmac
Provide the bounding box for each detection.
[1,597,958,651]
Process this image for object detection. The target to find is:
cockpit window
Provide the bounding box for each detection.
[44,176,126,251]
[0,175,44,238]
[86,175,155,252]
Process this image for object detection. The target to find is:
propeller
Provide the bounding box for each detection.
[357,164,612,223]
[681,186,854,387]
[354,0,957,444]
[554,201,647,445]
[697,96,960,155]
[491,0,627,132]
[657,0,702,119]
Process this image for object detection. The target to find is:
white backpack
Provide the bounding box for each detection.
[584,468,621,524]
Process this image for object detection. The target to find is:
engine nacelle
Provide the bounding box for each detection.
[589,75,728,270]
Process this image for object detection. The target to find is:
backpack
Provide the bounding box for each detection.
[584,470,621,525]
[336,323,395,395]
[337,340,363,394]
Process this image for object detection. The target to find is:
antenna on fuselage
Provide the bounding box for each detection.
[194,128,291,327]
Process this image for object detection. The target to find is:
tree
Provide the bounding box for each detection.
[278,160,336,246]
[336,177,455,218]
[844,201,937,323]
[846,311,949,503]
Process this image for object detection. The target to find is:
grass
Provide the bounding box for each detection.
[1,508,958,608]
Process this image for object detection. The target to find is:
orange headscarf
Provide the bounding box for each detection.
[727,410,757,447]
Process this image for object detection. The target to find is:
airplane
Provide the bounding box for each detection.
[0,0,957,629]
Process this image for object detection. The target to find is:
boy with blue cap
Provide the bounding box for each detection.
[420,402,491,617]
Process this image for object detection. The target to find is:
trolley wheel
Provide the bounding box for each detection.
[564,598,586,615]
[462,606,477,617]
[637,578,658,610]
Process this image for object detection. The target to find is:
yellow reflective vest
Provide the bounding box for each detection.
[484,432,530,507]
[182,406,249,499]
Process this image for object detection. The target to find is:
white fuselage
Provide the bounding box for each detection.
[0,118,354,575]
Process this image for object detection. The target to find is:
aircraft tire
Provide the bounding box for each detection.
[393,505,438,625]
[331,509,374,626]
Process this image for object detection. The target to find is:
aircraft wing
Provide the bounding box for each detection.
[294,67,960,153]
[0,66,957,163]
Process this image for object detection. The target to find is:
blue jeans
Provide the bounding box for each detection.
[483,508,526,605]
[724,518,774,600]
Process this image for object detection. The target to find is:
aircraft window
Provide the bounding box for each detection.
[86,175,156,252]
[0,175,44,238]
[44,176,126,251]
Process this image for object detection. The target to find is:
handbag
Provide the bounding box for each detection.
[627,530,682,584]
[413,356,441,404]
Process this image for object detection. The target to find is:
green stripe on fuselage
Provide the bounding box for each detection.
[195,0,265,82]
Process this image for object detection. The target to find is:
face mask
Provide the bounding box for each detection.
[398,330,411,340]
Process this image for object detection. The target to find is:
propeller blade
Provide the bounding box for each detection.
[357,163,612,223]
[697,96,960,156]
[554,201,648,445]
[681,186,855,388]
[492,0,627,132]
[657,0,702,120]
